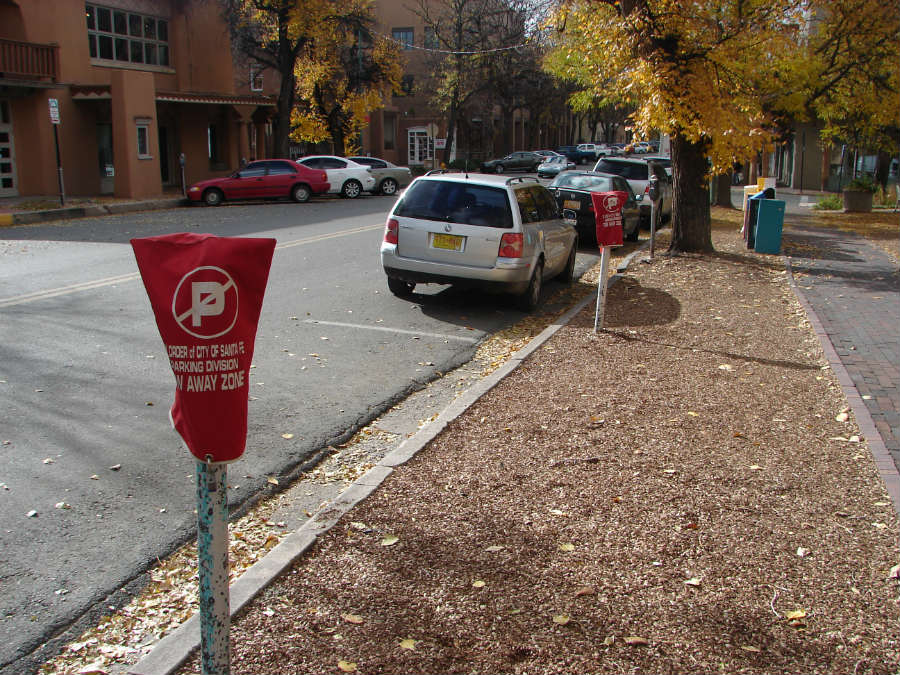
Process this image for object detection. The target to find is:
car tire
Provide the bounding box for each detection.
[203,188,224,206]
[341,179,362,198]
[495,164,505,174]
[625,215,640,242]
[380,178,399,196]
[559,238,578,283]
[387,277,415,297]
[291,183,311,203]
[516,260,543,311]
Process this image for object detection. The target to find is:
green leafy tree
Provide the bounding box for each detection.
[546,0,802,253]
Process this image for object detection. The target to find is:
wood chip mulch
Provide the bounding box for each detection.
[182,225,899,674]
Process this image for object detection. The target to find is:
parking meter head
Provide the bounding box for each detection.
[131,233,276,463]
[648,174,660,202]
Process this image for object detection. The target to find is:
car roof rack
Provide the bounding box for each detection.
[505,176,539,186]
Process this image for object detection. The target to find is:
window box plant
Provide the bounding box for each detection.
[842,176,876,212]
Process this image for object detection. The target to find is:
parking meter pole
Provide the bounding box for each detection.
[649,199,657,259]
[53,125,65,207]
[593,246,611,333]
[179,153,187,198]
[196,460,231,675]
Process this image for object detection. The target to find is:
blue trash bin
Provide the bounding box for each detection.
[753,199,786,254]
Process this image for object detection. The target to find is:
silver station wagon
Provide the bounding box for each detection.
[380,172,578,310]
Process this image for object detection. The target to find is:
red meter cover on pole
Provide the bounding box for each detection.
[590,190,626,248]
[131,233,276,463]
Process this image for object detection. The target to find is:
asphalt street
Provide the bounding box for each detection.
[0,194,599,673]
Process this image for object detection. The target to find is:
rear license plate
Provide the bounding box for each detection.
[432,233,464,251]
[563,199,580,210]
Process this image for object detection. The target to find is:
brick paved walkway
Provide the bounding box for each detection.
[783,223,900,501]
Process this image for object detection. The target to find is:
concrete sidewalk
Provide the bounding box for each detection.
[0,194,187,226]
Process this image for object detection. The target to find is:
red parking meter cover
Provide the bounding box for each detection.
[131,233,276,463]
[591,190,626,248]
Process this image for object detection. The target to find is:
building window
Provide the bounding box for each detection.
[136,123,150,158]
[384,113,396,151]
[400,74,414,96]
[87,4,169,67]
[250,64,264,92]
[424,27,438,50]
[392,28,414,50]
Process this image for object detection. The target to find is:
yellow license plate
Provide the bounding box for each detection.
[432,233,464,251]
[563,199,580,210]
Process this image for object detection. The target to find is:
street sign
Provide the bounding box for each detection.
[434,138,447,150]
[131,233,276,463]
[132,232,276,675]
[48,98,60,125]
[590,190,626,248]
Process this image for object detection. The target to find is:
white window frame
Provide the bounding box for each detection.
[250,64,264,92]
[136,119,151,159]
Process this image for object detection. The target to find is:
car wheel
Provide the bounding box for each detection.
[291,183,311,203]
[341,179,362,198]
[387,277,415,297]
[559,238,578,283]
[516,260,543,311]
[380,178,399,196]
[495,164,505,174]
[203,188,224,206]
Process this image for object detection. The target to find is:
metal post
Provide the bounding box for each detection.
[53,125,65,207]
[593,246,610,333]
[196,460,230,675]
[649,199,657,260]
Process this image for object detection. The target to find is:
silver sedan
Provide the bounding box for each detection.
[349,156,413,196]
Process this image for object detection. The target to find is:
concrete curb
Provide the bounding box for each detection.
[127,238,654,675]
[784,256,900,520]
[0,198,188,226]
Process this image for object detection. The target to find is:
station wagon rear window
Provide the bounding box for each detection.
[395,181,513,228]
[595,160,649,181]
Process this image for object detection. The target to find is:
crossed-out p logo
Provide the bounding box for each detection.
[172,266,239,339]
[602,193,620,213]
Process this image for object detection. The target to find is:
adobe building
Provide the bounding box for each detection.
[0,0,275,199]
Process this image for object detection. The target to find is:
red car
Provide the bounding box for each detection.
[187,159,329,206]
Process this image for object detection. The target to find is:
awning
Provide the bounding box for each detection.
[155,91,275,106]
[70,84,111,99]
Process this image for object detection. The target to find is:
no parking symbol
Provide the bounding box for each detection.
[131,233,275,463]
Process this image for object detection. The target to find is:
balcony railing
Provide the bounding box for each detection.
[0,38,59,82]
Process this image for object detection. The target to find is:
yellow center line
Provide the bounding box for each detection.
[0,224,384,308]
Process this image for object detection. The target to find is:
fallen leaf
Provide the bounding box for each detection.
[687,411,699,417]
[337,660,357,673]
[109,464,121,471]
[90,475,99,480]
[603,636,615,646]
[749,464,763,471]
[718,364,734,371]
[888,564,900,579]
[262,608,275,617]
[399,638,417,650]
[684,577,702,587]
[552,614,571,625]
[785,609,807,621]
[281,433,294,440]
[77,663,108,675]
[342,614,364,624]
[574,587,596,597]
[485,545,505,552]
[267,476,279,485]
[624,636,649,646]
[381,535,399,547]
[472,580,486,588]
[796,547,810,558]
[26,510,38,517]
[835,412,849,422]
[549,509,567,516]
[558,543,575,552]
[42,458,55,464]
[54,502,70,510]
[741,645,762,653]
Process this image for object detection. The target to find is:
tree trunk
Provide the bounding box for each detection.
[712,173,734,208]
[272,69,295,159]
[668,133,713,254]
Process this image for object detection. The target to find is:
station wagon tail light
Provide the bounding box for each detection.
[498,233,523,258]
[384,218,399,244]
[321,171,328,182]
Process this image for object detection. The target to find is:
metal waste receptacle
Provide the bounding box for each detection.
[753,199,786,254]
[744,188,776,249]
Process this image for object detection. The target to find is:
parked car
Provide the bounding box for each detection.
[556,145,582,162]
[633,141,652,154]
[348,156,412,196]
[642,155,672,177]
[548,170,641,244]
[577,143,615,161]
[380,172,578,310]
[536,155,576,178]
[295,155,376,198]
[592,156,672,226]
[480,151,544,174]
[533,149,562,158]
[187,159,329,206]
